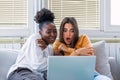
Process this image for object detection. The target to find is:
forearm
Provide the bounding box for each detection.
[64,47,75,53]
[54,51,64,56]
[70,47,94,56]
[69,50,79,56]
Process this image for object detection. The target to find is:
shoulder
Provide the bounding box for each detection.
[23,33,41,47]
[53,39,63,49]
[78,34,89,40]
[27,33,41,41]
[29,33,41,39]
[75,34,91,48]
[79,34,88,38]
[53,39,62,45]
[77,34,90,43]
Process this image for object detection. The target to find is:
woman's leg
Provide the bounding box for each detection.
[94,75,111,80]
[94,71,111,80]
[7,67,43,80]
[41,70,47,80]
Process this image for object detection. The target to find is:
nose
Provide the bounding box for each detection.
[66,31,70,36]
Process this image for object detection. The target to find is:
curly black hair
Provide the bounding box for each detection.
[34,8,55,24]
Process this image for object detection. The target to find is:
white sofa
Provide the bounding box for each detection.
[0,41,119,80]
[0,49,18,80]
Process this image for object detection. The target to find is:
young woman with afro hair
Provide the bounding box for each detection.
[7,8,57,80]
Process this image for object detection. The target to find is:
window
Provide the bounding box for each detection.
[111,0,120,25]
[102,0,120,32]
[48,0,120,37]
[0,0,27,29]
[1,0,119,37]
[48,0,100,30]
[0,0,35,37]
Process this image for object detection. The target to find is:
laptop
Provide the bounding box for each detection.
[47,56,96,80]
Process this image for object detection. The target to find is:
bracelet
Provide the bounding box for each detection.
[74,50,81,55]
[74,50,79,55]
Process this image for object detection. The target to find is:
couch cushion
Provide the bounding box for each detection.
[92,41,113,79]
[0,49,18,80]
[109,57,119,80]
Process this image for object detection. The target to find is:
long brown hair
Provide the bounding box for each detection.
[59,17,79,48]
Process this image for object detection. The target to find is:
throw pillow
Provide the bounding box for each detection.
[92,41,113,79]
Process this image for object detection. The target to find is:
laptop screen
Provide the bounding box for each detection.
[47,56,96,80]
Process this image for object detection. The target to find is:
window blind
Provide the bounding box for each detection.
[0,0,28,27]
[48,0,100,29]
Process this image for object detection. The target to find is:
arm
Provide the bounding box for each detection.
[53,34,94,56]
[36,39,47,50]
[53,40,75,55]
[70,47,94,56]
[75,34,92,48]
[70,34,94,56]
[21,34,48,70]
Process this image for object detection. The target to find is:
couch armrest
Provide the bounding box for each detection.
[0,49,18,80]
[108,57,119,80]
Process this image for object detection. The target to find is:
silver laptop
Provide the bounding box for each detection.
[47,56,96,80]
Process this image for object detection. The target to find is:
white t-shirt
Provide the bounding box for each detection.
[7,33,53,77]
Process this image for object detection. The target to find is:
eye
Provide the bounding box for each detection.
[53,29,57,33]
[46,31,51,34]
[63,29,67,32]
[70,29,74,32]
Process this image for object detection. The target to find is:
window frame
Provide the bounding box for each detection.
[1,0,120,38]
[101,0,120,32]
[81,0,120,38]
[46,0,120,38]
[0,0,41,37]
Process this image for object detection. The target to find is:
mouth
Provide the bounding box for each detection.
[65,37,72,44]
[66,38,71,41]
[49,37,55,42]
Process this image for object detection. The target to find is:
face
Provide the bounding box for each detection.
[63,23,75,45]
[39,23,57,44]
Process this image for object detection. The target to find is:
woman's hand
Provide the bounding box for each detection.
[36,39,47,50]
[54,51,64,56]
[75,47,94,56]
[58,43,68,52]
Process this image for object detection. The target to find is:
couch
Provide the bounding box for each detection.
[0,49,18,80]
[0,41,119,80]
